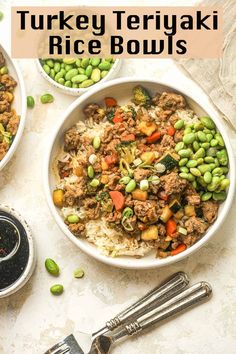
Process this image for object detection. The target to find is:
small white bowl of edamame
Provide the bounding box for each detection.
[36,58,121,96]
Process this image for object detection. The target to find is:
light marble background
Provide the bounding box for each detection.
[0,1,236,353]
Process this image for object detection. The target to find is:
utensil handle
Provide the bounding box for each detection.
[111,282,212,342]
[93,272,189,337]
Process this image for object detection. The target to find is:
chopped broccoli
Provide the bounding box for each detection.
[106,108,115,122]
[132,86,151,107]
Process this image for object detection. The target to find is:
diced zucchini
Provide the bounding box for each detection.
[184,205,196,217]
[158,153,178,171]
[174,209,184,220]
[169,199,181,213]
[138,121,157,136]
[178,226,188,235]
[160,205,173,223]
[140,151,156,164]
[141,225,158,241]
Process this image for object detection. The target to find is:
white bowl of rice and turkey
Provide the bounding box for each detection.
[44,78,235,269]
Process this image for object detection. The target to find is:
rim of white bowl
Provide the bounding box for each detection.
[0,45,27,171]
[0,204,36,298]
[36,58,122,96]
[44,77,236,269]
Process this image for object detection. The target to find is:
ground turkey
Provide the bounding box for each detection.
[0,141,9,160]
[0,111,14,127]
[64,127,81,151]
[184,216,207,235]
[158,92,186,112]
[68,222,86,237]
[133,168,152,182]
[134,200,159,223]
[0,74,17,92]
[6,114,20,135]
[185,186,201,205]
[201,201,219,223]
[160,172,188,195]
[83,103,104,123]
[63,178,86,206]
[158,134,176,153]
[82,198,100,220]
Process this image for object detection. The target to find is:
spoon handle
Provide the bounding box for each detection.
[92,271,189,337]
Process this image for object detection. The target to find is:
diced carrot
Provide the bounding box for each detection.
[105,97,117,107]
[113,111,123,123]
[105,154,118,166]
[146,131,161,143]
[167,126,176,136]
[171,244,187,256]
[109,191,125,211]
[166,218,177,236]
[121,134,136,142]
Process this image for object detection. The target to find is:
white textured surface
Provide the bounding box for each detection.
[1,1,236,354]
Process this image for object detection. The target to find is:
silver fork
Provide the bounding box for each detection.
[45,281,211,354]
[44,272,188,354]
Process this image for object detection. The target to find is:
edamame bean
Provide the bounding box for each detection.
[87,165,94,178]
[192,181,197,189]
[212,191,226,201]
[210,139,218,147]
[193,141,200,152]
[50,69,55,79]
[91,58,101,66]
[54,62,61,73]
[174,119,184,130]
[212,167,223,176]
[98,61,111,70]
[72,83,79,88]
[187,173,195,182]
[75,59,81,67]
[71,74,88,83]
[204,156,215,163]
[65,80,72,87]
[55,71,64,82]
[90,178,100,187]
[216,149,228,166]
[27,96,35,108]
[81,58,90,68]
[197,176,207,188]
[43,64,50,75]
[79,79,94,88]
[180,166,189,173]
[46,59,54,68]
[201,192,212,201]
[198,164,211,174]
[67,214,80,223]
[85,65,93,77]
[0,66,8,74]
[0,11,4,21]
[125,179,136,193]
[50,284,64,295]
[101,70,108,78]
[183,133,195,145]
[184,127,192,135]
[179,172,189,180]
[222,167,229,174]
[74,268,85,278]
[65,69,78,81]
[93,136,101,149]
[194,122,204,131]
[197,158,204,165]
[193,148,205,159]
[207,147,217,157]
[58,78,65,85]
[45,258,60,276]
[63,58,76,65]
[200,117,216,130]
[215,133,224,147]
[65,64,73,71]
[208,163,216,171]
[91,68,101,83]
[219,178,230,190]
[203,171,212,184]
[78,68,86,75]
[206,133,213,142]
[179,158,188,166]
[207,176,220,191]
[201,142,210,149]
[186,160,198,168]
[197,131,207,142]
[40,93,54,104]
[175,142,185,152]
[178,149,192,158]
[190,168,201,177]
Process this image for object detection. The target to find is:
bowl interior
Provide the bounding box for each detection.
[0,45,26,170]
[46,79,235,269]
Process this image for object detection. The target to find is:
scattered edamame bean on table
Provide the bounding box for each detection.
[40,57,116,89]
